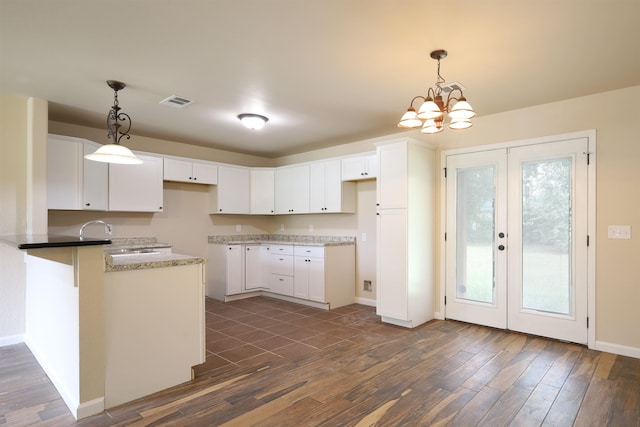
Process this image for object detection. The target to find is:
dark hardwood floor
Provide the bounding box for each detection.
[1,296,639,426]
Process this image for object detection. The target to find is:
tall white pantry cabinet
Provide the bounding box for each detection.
[375,138,435,328]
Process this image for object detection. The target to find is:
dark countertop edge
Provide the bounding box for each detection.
[0,235,112,250]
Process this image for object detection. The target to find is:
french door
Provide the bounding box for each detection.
[445,138,589,344]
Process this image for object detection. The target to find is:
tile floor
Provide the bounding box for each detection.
[195,296,409,377]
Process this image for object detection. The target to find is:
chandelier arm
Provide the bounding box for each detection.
[444,88,465,111]
[409,95,426,108]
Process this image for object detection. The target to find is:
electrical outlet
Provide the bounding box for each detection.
[363,280,372,292]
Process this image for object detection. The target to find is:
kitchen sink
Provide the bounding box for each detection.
[108,249,162,257]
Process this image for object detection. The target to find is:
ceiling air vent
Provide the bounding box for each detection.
[440,81,466,94]
[159,95,194,108]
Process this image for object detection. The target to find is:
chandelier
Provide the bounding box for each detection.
[397,50,475,134]
[85,80,143,164]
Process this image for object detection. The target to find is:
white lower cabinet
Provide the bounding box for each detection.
[209,242,355,309]
[244,245,267,291]
[267,244,294,296]
[294,246,325,302]
[207,244,268,299]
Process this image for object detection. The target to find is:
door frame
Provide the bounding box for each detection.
[438,129,596,349]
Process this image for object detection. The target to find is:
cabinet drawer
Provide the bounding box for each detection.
[269,274,294,296]
[271,254,293,276]
[294,245,324,258]
[269,244,294,256]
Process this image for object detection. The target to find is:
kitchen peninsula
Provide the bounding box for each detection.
[0,234,205,419]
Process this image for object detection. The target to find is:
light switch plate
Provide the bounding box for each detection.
[608,225,631,239]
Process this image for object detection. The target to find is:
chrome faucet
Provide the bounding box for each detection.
[79,220,113,239]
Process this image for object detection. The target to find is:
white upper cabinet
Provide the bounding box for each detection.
[376,142,408,209]
[309,160,355,213]
[250,168,275,215]
[47,134,108,211]
[341,154,377,181]
[163,157,218,185]
[211,165,250,214]
[275,165,310,214]
[109,153,164,212]
[82,141,109,210]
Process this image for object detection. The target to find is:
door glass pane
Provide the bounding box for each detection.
[456,166,495,304]
[521,158,572,315]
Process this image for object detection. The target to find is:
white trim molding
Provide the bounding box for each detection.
[0,335,25,347]
[595,341,640,360]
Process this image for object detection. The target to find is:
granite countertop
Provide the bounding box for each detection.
[0,234,111,249]
[103,237,204,272]
[208,234,356,246]
[105,252,205,272]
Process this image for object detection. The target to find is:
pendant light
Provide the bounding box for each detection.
[85,80,143,164]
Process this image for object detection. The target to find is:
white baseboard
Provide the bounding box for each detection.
[76,397,105,420]
[0,334,24,346]
[594,340,640,359]
[434,311,444,320]
[355,297,376,307]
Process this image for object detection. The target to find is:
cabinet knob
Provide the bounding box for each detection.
[219,209,222,212]
[159,207,163,210]
[189,177,193,180]
[193,177,197,181]
[85,203,90,206]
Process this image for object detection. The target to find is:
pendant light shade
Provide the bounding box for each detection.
[84,143,143,164]
[85,80,143,164]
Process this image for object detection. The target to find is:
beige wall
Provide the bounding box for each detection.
[0,94,48,341]
[432,86,640,351]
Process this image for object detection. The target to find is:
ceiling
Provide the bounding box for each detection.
[2,1,639,158]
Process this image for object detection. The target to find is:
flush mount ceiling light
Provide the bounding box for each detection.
[237,113,269,130]
[398,50,476,134]
[85,80,143,164]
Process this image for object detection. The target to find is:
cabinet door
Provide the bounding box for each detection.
[226,245,244,295]
[364,155,377,178]
[377,143,407,209]
[376,209,408,320]
[244,245,264,290]
[323,160,343,213]
[47,137,82,209]
[274,167,292,214]
[250,168,275,214]
[163,158,193,183]
[341,154,376,180]
[308,257,325,302]
[109,153,164,212]
[192,162,218,185]
[294,256,310,299]
[309,163,326,213]
[290,165,310,213]
[82,141,108,210]
[215,165,250,213]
